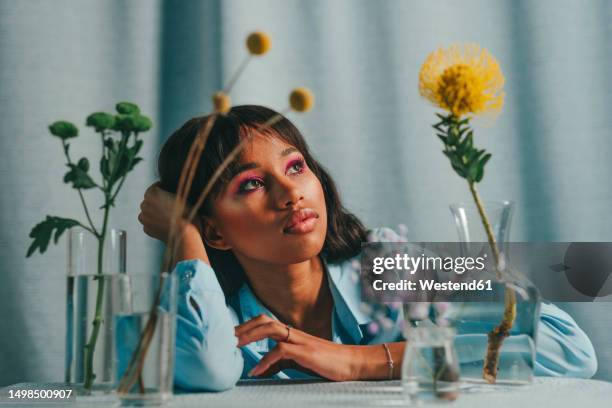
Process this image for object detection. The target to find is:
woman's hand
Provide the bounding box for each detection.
[235,314,369,381]
[138,182,179,243]
[138,182,200,244]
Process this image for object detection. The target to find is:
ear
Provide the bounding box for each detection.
[201,217,232,250]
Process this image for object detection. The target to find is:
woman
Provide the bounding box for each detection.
[138,105,597,391]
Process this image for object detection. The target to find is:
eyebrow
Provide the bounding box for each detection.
[232,147,299,176]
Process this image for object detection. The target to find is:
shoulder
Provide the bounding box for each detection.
[366,226,407,243]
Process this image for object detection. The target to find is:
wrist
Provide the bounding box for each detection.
[174,221,209,265]
[178,221,201,240]
[351,345,390,380]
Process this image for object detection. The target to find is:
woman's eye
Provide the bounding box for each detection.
[238,178,264,193]
[287,159,305,175]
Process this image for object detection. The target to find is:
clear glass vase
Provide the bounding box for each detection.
[448,201,540,385]
[65,227,127,396]
[114,272,177,406]
[402,326,460,402]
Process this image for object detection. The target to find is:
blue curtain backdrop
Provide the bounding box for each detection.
[1,0,610,385]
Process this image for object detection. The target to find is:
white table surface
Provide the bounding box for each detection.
[2,378,612,407]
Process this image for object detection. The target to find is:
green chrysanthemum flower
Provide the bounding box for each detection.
[49,121,78,140]
[86,112,116,132]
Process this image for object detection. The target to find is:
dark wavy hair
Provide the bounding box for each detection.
[158,105,367,297]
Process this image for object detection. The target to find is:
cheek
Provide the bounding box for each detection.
[301,174,328,230]
[211,196,275,242]
[214,198,261,228]
[307,175,326,210]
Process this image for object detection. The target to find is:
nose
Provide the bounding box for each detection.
[274,177,304,209]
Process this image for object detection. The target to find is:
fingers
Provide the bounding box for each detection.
[249,342,299,377]
[235,314,274,337]
[236,321,291,347]
[144,182,158,198]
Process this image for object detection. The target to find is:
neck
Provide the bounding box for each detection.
[237,254,333,332]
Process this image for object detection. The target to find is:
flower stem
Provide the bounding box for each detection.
[82,185,111,390]
[467,181,517,383]
[61,140,99,237]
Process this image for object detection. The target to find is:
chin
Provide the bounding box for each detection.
[277,230,326,263]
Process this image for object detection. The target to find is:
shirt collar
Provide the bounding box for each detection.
[231,256,372,344]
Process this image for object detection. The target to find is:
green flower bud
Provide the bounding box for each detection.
[49,121,78,140]
[113,114,138,133]
[86,112,116,132]
[132,115,153,133]
[115,102,140,115]
[77,157,89,172]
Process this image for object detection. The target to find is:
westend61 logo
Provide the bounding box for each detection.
[360,242,612,303]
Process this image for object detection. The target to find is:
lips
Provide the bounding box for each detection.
[283,208,319,234]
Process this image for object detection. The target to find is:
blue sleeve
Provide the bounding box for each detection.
[534,302,598,378]
[173,259,244,392]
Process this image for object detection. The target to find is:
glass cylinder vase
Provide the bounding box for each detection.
[65,227,127,396]
[114,272,177,406]
[402,326,460,402]
[448,201,540,385]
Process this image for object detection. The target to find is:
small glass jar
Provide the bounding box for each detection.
[402,326,460,402]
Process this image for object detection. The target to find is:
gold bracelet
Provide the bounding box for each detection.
[382,343,394,380]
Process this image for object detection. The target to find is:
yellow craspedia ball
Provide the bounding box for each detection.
[212,91,231,114]
[419,43,505,118]
[246,31,271,55]
[289,87,314,112]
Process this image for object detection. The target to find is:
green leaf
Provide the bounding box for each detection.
[27,216,80,257]
[435,113,451,123]
[437,134,448,144]
[475,153,492,183]
[64,163,96,189]
[457,132,472,155]
[131,139,143,157]
[467,160,479,182]
[451,164,466,178]
[86,112,116,132]
[49,121,78,140]
[100,156,109,179]
[443,150,462,170]
[128,157,143,171]
[103,138,114,149]
[465,147,485,166]
[106,143,133,187]
[116,102,140,115]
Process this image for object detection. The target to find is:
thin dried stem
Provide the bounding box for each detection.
[185,113,284,227]
[118,115,218,394]
[468,182,517,383]
[223,55,251,94]
[117,112,286,395]
[164,115,217,271]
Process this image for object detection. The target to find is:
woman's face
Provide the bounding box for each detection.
[207,134,328,265]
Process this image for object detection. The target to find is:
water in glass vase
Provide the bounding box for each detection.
[65,228,127,397]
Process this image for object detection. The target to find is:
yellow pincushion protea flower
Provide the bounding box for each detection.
[419,44,505,118]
